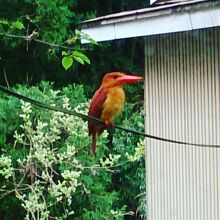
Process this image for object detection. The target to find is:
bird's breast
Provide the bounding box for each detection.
[101,87,125,122]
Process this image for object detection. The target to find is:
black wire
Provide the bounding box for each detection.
[0,85,220,148]
[0,85,99,123]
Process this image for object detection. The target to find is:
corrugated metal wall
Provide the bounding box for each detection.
[145,27,220,220]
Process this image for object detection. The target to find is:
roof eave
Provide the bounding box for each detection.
[81,0,220,43]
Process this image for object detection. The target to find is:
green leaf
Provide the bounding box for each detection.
[72,56,84,65]
[75,29,81,36]
[12,21,24,30]
[80,31,98,45]
[0,19,9,25]
[75,29,98,45]
[62,56,73,70]
[62,51,68,56]
[72,51,90,64]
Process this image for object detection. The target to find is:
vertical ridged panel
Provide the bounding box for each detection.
[145,27,220,220]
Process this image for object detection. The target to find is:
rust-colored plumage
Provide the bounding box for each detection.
[88,72,142,154]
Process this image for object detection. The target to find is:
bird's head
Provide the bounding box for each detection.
[102,72,142,88]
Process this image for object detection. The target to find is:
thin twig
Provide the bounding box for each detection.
[3,68,10,88]
[0,32,89,51]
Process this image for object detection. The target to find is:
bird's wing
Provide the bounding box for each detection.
[88,88,107,136]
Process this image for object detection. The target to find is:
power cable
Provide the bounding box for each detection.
[0,85,220,148]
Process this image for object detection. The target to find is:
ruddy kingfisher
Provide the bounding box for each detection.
[88,72,142,154]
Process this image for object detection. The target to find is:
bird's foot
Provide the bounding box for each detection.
[104,121,114,128]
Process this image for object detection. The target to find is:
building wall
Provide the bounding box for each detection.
[145,27,220,220]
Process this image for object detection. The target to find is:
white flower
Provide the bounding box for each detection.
[126,139,145,162]
[100,154,121,167]
[0,155,13,179]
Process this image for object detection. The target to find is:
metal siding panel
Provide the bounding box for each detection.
[145,36,154,220]
[145,27,220,220]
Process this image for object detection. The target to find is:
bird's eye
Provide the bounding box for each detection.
[112,75,118,79]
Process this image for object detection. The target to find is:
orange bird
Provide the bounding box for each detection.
[88,72,142,154]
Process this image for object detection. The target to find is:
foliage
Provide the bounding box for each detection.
[0,0,147,86]
[0,1,147,219]
[0,82,145,219]
[0,0,75,44]
[76,0,149,16]
[0,0,94,85]
[62,48,91,70]
[112,101,146,218]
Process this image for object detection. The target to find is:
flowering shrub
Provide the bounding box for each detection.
[126,139,145,162]
[0,82,145,219]
[0,155,13,179]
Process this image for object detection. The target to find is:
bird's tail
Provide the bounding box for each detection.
[91,133,97,155]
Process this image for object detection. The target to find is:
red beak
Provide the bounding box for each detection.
[117,74,142,84]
